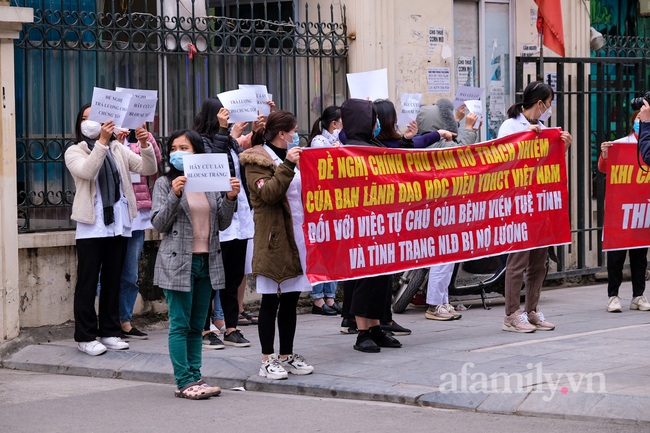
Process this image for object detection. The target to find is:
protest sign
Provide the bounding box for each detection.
[217,88,259,123]
[453,85,485,109]
[601,139,650,250]
[347,68,389,101]
[397,93,423,126]
[239,84,271,116]
[300,129,570,283]
[464,99,483,130]
[183,153,233,192]
[116,87,158,123]
[88,87,131,126]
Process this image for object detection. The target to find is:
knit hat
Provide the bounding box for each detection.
[416,98,458,134]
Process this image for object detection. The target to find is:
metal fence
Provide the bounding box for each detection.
[516,55,649,278]
[13,0,348,232]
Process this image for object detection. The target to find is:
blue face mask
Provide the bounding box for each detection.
[634,120,640,135]
[287,132,300,150]
[169,151,192,172]
[373,119,381,137]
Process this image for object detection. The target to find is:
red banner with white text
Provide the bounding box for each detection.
[300,129,571,283]
[602,142,650,250]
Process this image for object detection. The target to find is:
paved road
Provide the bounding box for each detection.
[3,284,650,425]
[0,369,645,433]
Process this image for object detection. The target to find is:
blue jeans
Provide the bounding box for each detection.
[119,230,146,323]
[310,282,337,300]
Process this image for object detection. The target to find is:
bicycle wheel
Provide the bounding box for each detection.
[392,268,429,313]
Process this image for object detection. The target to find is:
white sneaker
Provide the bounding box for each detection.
[280,353,314,375]
[259,354,288,380]
[99,336,129,350]
[630,295,650,311]
[77,340,107,356]
[444,303,462,319]
[607,296,622,313]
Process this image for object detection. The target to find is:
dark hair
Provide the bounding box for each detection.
[74,103,92,143]
[308,105,341,145]
[165,129,206,179]
[506,81,554,118]
[193,97,224,137]
[251,110,297,146]
[373,99,401,140]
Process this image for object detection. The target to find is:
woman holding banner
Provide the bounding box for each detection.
[239,110,315,379]
[65,104,158,356]
[497,81,572,333]
[598,111,650,313]
[339,98,404,352]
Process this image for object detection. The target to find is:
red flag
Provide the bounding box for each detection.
[535,0,565,57]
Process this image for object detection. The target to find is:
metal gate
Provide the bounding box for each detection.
[14,0,348,232]
[516,53,649,278]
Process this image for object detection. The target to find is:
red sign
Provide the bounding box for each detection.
[602,141,650,250]
[300,129,571,283]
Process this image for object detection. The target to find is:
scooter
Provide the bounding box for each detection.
[392,255,507,313]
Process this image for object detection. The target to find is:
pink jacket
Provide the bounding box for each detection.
[128,132,162,211]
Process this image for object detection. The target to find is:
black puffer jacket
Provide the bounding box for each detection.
[340,99,385,147]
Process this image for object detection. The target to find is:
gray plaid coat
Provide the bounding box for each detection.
[151,176,235,292]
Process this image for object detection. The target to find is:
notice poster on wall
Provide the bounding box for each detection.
[457,56,474,87]
[428,27,445,54]
[427,68,451,94]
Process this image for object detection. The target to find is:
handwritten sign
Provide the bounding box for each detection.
[347,68,389,101]
[238,84,271,116]
[217,88,259,123]
[183,153,232,192]
[397,93,423,126]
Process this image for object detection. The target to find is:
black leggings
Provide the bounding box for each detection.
[258,291,301,355]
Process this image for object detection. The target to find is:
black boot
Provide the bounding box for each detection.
[353,330,380,353]
[369,325,402,348]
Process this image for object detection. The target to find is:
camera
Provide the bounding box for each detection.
[631,92,650,111]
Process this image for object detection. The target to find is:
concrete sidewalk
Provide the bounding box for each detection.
[3,283,650,425]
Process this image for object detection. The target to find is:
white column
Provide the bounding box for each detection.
[0,4,33,342]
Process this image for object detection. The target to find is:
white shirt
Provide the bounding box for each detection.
[497,113,546,138]
[310,129,340,148]
[255,145,312,294]
[219,148,254,242]
[75,176,132,239]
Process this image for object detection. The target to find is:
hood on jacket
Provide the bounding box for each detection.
[341,98,376,145]
[416,98,458,134]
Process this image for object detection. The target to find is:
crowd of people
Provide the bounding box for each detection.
[64,80,650,400]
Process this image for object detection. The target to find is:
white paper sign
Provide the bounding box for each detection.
[346,68,389,101]
[88,87,132,126]
[116,87,158,100]
[427,68,450,94]
[183,153,233,192]
[120,97,158,129]
[397,93,423,126]
[488,82,506,119]
[428,27,445,54]
[464,99,483,129]
[453,85,485,109]
[238,84,271,116]
[457,57,474,87]
[217,89,259,123]
[116,87,159,123]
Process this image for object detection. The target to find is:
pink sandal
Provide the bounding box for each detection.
[174,382,211,400]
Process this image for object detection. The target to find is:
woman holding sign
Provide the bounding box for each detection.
[151,129,239,399]
[65,104,158,356]
[239,110,315,380]
[598,110,650,313]
[497,81,572,333]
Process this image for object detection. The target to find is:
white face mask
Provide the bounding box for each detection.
[80,120,102,139]
[538,101,552,123]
